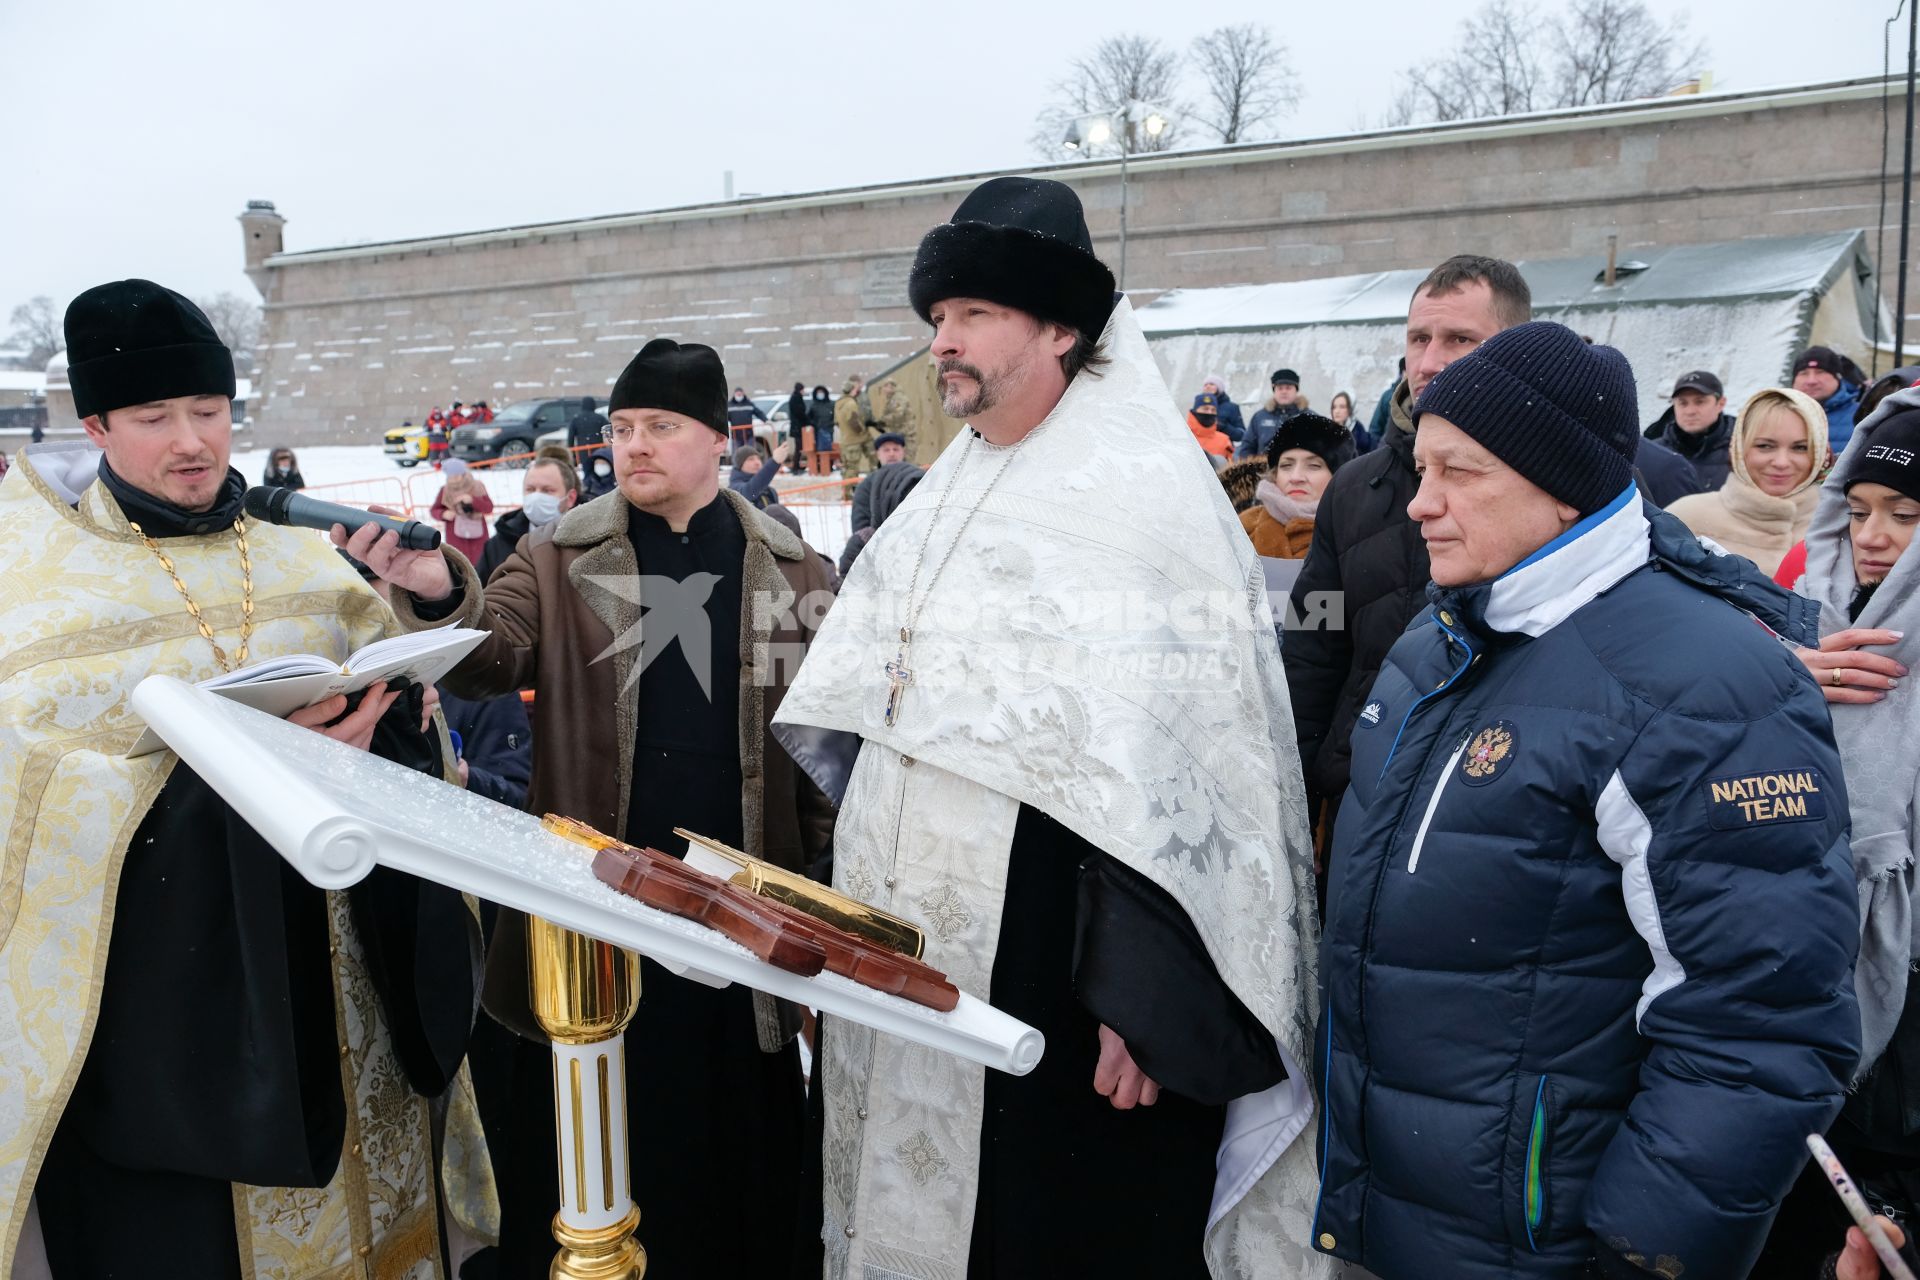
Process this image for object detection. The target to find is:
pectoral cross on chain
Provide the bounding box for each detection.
[883,628,915,728]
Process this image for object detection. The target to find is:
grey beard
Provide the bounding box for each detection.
[939,362,999,419]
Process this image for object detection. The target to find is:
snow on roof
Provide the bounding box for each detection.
[1137,232,1873,336]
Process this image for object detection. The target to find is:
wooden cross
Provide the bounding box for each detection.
[883,632,915,728]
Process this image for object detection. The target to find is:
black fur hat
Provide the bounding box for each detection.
[609,338,728,434]
[1267,412,1357,473]
[907,177,1117,344]
[65,279,235,419]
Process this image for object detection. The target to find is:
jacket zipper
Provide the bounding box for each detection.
[1325,609,1478,1252]
[1377,614,1477,782]
[1406,732,1472,873]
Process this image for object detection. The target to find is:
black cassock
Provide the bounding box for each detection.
[34,691,476,1280]
[967,806,1287,1279]
[490,497,813,1280]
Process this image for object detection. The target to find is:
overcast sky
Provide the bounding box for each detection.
[1,0,1906,319]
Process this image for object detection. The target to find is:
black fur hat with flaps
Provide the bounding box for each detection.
[1267,411,1358,473]
[65,279,235,419]
[609,337,728,434]
[908,177,1118,344]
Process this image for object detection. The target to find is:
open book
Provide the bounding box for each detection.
[128,628,489,757]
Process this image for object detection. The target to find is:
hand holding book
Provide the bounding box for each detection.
[127,628,487,757]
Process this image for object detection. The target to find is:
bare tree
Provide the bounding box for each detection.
[1550,0,1704,107]
[196,292,263,372]
[1033,34,1186,160]
[1188,23,1299,145]
[1386,0,1543,125]
[5,296,63,368]
[1385,0,1707,126]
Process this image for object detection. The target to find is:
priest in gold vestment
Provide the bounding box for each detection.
[0,282,479,1280]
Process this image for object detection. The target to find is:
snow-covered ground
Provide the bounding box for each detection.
[229,444,854,559]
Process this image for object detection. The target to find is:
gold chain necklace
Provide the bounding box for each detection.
[127,516,255,672]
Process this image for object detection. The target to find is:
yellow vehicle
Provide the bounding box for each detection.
[383,423,428,467]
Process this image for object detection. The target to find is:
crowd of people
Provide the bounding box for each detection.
[387,399,498,469]
[1211,326,1895,601]
[8,179,1920,1280]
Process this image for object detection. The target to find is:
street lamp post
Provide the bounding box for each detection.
[1062,101,1169,291]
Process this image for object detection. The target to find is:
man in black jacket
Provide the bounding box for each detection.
[1284,254,1530,896]
[1642,370,1736,491]
[1633,436,1705,506]
[1238,368,1305,459]
[725,385,768,451]
[565,395,607,450]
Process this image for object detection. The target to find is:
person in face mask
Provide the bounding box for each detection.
[478,448,579,582]
[260,446,304,491]
[1187,391,1233,468]
[580,446,618,501]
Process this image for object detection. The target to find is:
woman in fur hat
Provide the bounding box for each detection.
[1239,411,1355,558]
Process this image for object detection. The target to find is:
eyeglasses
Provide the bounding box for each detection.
[601,419,688,446]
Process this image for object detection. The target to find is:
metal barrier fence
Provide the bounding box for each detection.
[297,475,413,514]
[296,445,860,559]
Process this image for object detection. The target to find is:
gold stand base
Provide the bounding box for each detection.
[549,1206,647,1280]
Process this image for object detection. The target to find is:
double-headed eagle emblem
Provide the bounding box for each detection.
[1462,723,1515,781]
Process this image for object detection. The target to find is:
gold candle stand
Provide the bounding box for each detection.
[529,915,647,1280]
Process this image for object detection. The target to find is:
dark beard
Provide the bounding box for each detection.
[937,359,1002,418]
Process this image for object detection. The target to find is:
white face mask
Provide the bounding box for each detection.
[592,461,613,478]
[521,491,563,527]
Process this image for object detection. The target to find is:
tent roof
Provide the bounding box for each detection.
[1137,231,1873,337]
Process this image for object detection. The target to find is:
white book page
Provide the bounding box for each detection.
[126,628,488,757]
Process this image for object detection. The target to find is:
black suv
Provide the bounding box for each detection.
[450,397,601,467]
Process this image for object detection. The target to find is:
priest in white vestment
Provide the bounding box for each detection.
[774,177,1330,1279]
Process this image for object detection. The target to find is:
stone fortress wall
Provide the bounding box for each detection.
[213,78,1913,447]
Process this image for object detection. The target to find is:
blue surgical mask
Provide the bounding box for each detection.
[521,491,563,527]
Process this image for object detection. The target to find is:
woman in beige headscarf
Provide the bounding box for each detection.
[1665,385,1831,576]
[428,458,495,565]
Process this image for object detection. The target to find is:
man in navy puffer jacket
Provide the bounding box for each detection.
[1313,322,1861,1279]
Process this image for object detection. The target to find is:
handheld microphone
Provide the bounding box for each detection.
[243,487,443,551]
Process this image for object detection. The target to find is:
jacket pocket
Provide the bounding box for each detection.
[1406,732,1471,873]
[1522,1074,1552,1252]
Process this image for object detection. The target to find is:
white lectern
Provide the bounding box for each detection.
[131,675,1043,1278]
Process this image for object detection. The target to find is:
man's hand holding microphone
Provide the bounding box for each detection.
[327,504,455,603]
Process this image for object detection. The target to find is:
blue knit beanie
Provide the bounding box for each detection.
[1412,321,1640,515]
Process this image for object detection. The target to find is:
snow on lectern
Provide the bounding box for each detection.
[130,675,1043,1279]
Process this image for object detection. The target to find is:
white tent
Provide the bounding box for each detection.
[1140,231,1889,425]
